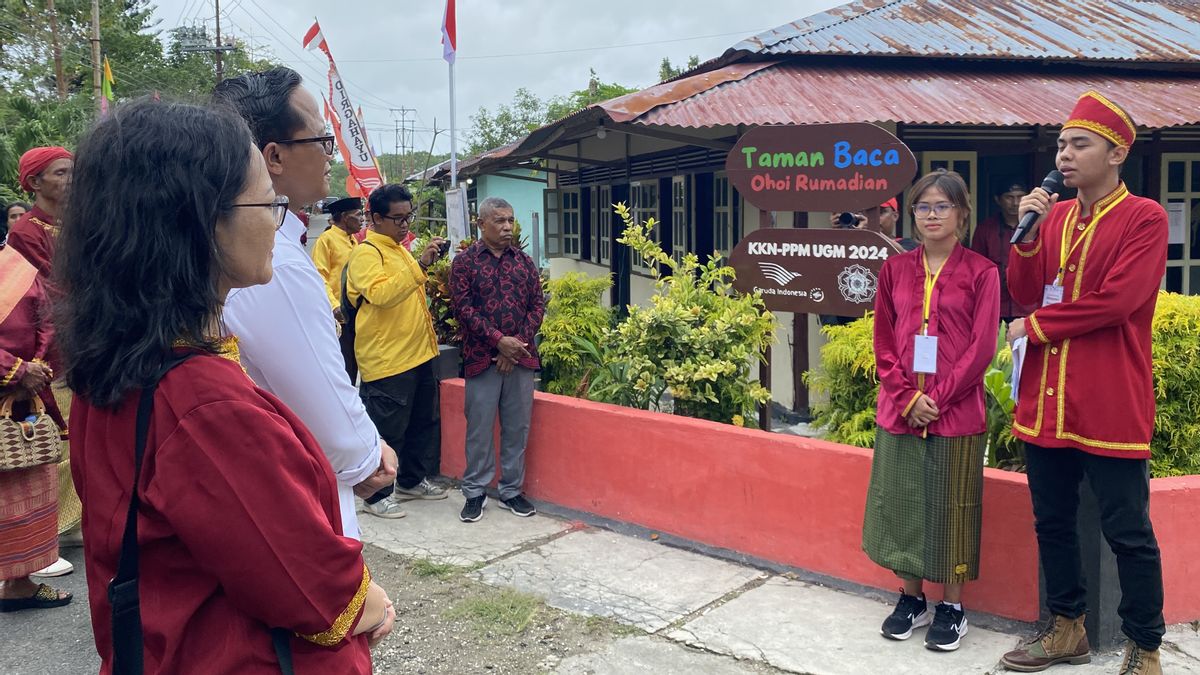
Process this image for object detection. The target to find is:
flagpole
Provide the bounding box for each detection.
[449,59,458,189]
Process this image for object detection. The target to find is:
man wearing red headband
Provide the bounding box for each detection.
[1001,91,1166,674]
[8,146,73,278]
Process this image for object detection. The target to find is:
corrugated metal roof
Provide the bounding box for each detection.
[728,0,1200,64]
[634,61,1200,129]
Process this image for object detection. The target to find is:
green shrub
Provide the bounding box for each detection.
[540,272,613,395]
[803,292,1200,478]
[576,203,775,426]
[804,317,878,447]
[1151,292,1200,477]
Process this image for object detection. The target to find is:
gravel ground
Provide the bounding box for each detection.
[364,543,630,674]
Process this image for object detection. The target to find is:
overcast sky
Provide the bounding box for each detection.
[148,0,844,157]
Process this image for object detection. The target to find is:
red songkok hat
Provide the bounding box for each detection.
[1062,91,1136,148]
[880,197,899,212]
[18,146,73,193]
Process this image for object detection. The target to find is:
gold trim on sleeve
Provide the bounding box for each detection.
[1,358,23,386]
[1027,314,1049,344]
[1014,238,1043,257]
[1013,349,1051,438]
[298,565,372,647]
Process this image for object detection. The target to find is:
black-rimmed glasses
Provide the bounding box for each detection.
[277,135,335,156]
[912,202,956,219]
[378,212,417,226]
[232,195,290,230]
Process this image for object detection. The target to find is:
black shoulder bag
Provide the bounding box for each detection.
[107,354,294,675]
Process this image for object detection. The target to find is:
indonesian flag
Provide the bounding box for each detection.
[302,20,330,58]
[304,19,383,197]
[441,0,456,64]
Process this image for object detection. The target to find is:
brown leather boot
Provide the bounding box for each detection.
[1118,641,1162,675]
[999,614,1091,672]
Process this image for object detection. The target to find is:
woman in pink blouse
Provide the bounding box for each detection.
[862,170,1000,653]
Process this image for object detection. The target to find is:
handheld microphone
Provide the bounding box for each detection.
[1011,170,1065,244]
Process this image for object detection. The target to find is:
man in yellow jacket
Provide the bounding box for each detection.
[311,196,363,382]
[346,184,449,518]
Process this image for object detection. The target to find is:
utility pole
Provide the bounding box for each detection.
[90,0,101,111]
[47,0,67,101]
[390,107,415,181]
[179,4,237,86]
[214,0,224,83]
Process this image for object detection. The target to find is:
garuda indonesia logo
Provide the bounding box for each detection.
[758,262,801,286]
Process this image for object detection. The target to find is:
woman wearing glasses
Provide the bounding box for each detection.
[57,101,392,673]
[862,170,999,653]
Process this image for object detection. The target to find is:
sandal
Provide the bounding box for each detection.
[0,583,73,612]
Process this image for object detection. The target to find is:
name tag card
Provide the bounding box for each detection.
[1042,284,1063,307]
[913,335,938,374]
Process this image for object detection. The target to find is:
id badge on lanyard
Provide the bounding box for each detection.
[1042,283,1063,307]
[914,252,943,375]
[913,334,938,374]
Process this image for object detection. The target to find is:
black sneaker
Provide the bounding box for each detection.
[925,602,968,651]
[459,495,487,523]
[498,494,536,517]
[881,590,931,640]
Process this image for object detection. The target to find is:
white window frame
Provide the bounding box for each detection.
[713,172,735,259]
[1161,153,1200,295]
[561,188,581,259]
[593,185,612,266]
[631,181,660,274]
[671,176,691,265]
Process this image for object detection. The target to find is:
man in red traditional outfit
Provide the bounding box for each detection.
[8,146,73,279]
[1000,91,1166,675]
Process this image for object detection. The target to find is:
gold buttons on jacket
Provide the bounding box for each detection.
[1051,347,1059,355]
[1047,387,1056,396]
[1068,264,1077,273]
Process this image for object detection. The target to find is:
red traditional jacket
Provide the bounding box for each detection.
[7,205,57,279]
[1007,183,1167,459]
[71,349,372,674]
[874,244,1000,437]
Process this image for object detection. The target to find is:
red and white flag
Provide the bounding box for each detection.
[303,19,383,196]
[441,0,456,64]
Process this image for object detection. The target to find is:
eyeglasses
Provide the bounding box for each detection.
[277,135,335,156]
[912,202,957,219]
[232,195,290,230]
[378,212,417,226]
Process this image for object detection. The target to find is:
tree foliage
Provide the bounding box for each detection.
[0,0,277,197]
[466,69,636,157]
[658,55,700,82]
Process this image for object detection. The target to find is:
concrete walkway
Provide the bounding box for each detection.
[364,493,1200,675]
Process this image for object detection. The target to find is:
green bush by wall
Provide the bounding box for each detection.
[804,292,1200,478]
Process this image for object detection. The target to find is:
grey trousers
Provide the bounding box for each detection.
[462,365,535,500]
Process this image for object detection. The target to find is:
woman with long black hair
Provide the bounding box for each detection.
[57,100,393,673]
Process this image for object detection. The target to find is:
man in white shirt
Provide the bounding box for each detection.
[212,67,403,536]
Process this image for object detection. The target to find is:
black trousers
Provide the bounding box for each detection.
[361,360,441,501]
[1025,443,1165,650]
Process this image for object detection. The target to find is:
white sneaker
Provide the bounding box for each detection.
[364,496,407,519]
[32,557,73,578]
[394,478,448,501]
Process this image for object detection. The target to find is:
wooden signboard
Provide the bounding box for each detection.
[730,228,903,316]
[727,123,917,314]
[725,123,917,213]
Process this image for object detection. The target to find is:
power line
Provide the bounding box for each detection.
[334,27,772,63]
[236,0,409,111]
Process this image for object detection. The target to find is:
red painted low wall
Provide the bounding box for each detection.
[439,379,1200,624]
